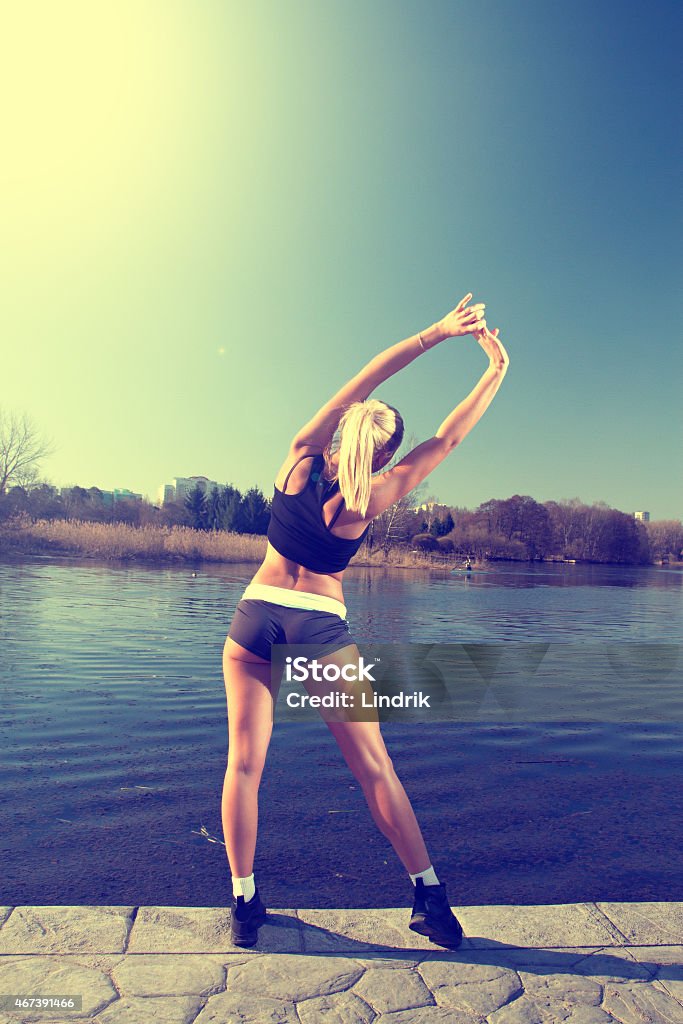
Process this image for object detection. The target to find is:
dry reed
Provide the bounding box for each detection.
[0,516,266,563]
[0,515,464,569]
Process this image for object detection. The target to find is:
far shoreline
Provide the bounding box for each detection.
[0,517,678,573]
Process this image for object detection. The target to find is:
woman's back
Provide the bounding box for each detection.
[267,452,371,575]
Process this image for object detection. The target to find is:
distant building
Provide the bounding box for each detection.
[158,475,219,505]
[60,486,142,504]
[112,488,143,503]
[635,511,650,522]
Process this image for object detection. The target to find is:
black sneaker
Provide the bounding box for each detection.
[230,887,268,948]
[409,878,464,949]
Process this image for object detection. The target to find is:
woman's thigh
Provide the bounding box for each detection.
[223,637,275,773]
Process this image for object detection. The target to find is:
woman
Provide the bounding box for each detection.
[223,291,510,948]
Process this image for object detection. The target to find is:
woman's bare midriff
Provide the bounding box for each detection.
[250,542,349,603]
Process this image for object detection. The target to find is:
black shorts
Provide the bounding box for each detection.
[227,598,357,662]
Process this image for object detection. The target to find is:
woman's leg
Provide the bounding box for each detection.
[313,644,432,874]
[328,715,432,873]
[221,637,274,879]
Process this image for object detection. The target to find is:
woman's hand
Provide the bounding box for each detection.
[438,293,487,338]
[472,324,510,371]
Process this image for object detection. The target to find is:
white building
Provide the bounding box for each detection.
[158,476,219,504]
[634,511,650,522]
[417,501,450,513]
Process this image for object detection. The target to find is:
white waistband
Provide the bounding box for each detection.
[242,583,346,619]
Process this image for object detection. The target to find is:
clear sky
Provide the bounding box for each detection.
[2,0,681,519]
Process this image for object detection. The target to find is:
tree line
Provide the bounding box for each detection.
[0,482,271,535]
[366,494,681,565]
[2,481,680,565]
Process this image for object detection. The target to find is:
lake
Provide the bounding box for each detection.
[0,555,681,909]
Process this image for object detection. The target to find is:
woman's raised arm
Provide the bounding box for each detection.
[434,325,510,448]
[292,293,486,449]
[361,324,510,519]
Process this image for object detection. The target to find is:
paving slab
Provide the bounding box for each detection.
[194,991,299,1022]
[448,903,619,949]
[111,952,226,996]
[227,952,364,1001]
[626,945,683,965]
[0,953,116,1019]
[569,947,656,983]
[0,907,134,956]
[297,908,420,952]
[596,901,683,945]
[352,965,433,1013]
[601,981,683,1023]
[96,994,202,1024]
[418,958,523,1014]
[297,988,377,1023]
[127,906,301,953]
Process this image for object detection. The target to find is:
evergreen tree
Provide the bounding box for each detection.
[429,511,455,537]
[236,487,271,534]
[185,484,208,530]
[217,484,242,531]
[205,485,221,530]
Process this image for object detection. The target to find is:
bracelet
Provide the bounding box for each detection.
[418,331,427,351]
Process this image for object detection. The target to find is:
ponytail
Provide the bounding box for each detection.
[333,400,403,518]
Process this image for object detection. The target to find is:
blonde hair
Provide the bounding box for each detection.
[324,400,404,518]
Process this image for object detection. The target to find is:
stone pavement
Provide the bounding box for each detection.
[0,902,681,1023]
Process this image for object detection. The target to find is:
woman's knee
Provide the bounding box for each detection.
[226,749,267,779]
[350,751,395,787]
[226,726,272,782]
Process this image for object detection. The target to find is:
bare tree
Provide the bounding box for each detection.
[377,489,426,556]
[645,519,683,561]
[0,409,55,496]
[367,432,427,556]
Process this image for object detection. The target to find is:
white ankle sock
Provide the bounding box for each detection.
[410,864,439,887]
[232,873,256,901]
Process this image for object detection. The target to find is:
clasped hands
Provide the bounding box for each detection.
[437,292,509,370]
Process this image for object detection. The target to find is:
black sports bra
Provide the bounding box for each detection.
[267,453,371,574]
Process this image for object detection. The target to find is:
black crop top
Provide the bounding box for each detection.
[267,453,371,574]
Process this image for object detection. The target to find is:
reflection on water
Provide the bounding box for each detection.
[0,555,681,907]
